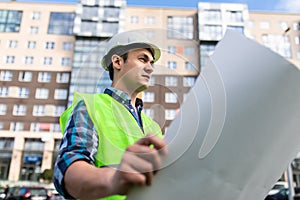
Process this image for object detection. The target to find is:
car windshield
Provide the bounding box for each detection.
[272,185,285,190]
[30,188,47,196]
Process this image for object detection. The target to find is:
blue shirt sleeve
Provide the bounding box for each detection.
[53,100,98,199]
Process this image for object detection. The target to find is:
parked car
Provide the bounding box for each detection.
[268,182,289,195]
[265,188,289,200]
[0,186,5,200]
[5,186,50,200]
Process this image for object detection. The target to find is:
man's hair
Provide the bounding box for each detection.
[105,44,155,81]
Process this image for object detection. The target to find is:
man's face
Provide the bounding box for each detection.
[119,48,155,92]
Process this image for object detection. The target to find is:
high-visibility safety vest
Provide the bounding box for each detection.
[60,92,163,200]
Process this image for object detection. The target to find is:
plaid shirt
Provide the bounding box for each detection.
[53,87,144,199]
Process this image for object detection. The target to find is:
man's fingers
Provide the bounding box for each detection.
[136,133,168,155]
[124,145,160,172]
[119,153,154,186]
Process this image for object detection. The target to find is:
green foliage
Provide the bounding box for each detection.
[40,169,54,183]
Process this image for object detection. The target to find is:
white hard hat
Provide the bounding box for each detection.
[101,31,161,71]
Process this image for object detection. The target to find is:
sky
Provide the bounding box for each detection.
[2,0,300,13]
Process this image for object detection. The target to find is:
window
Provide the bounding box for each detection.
[144,109,154,119]
[45,42,55,49]
[184,46,195,56]
[19,71,32,82]
[226,10,243,23]
[54,106,65,116]
[43,57,53,65]
[203,9,221,22]
[200,44,216,67]
[48,12,75,35]
[35,88,49,99]
[0,104,7,115]
[0,122,3,130]
[27,41,36,49]
[260,21,270,29]
[165,92,177,103]
[24,138,44,151]
[130,16,139,24]
[33,105,45,116]
[31,123,57,132]
[61,57,71,66]
[262,34,292,58]
[81,6,98,20]
[19,87,30,98]
[8,40,18,48]
[165,109,177,120]
[0,10,22,32]
[167,16,194,39]
[149,77,155,86]
[103,7,120,19]
[293,22,300,31]
[31,11,41,20]
[202,25,223,40]
[280,22,289,31]
[167,46,176,54]
[227,26,244,34]
[0,70,13,81]
[24,56,34,64]
[38,72,51,83]
[0,87,8,97]
[62,42,73,50]
[56,72,69,83]
[185,62,195,71]
[183,77,195,87]
[142,92,155,102]
[10,122,24,131]
[52,123,61,132]
[295,37,300,45]
[0,138,14,149]
[297,50,300,59]
[5,56,15,64]
[29,26,39,34]
[54,89,68,100]
[145,16,155,24]
[165,76,178,87]
[167,61,177,69]
[13,104,27,116]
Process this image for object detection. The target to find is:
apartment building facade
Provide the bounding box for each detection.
[0,2,76,182]
[248,11,300,68]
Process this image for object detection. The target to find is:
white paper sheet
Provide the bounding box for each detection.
[126,30,300,200]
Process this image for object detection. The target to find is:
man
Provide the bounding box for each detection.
[54,31,167,200]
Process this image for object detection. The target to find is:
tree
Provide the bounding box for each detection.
[40,169,54,183]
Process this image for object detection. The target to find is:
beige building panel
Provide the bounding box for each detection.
[249,12,300,68]
[0,2,75,71]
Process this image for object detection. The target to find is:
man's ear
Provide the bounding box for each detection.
[111,54,122,70]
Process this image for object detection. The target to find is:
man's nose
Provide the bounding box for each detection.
[145,62,154,73]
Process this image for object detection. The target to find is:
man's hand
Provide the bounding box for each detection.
[112,133,167,195]
[64,133,167,199]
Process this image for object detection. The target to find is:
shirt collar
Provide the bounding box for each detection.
[104,87,143,109]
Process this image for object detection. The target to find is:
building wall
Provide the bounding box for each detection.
[248,12,300,68]
[0,2,75,181]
